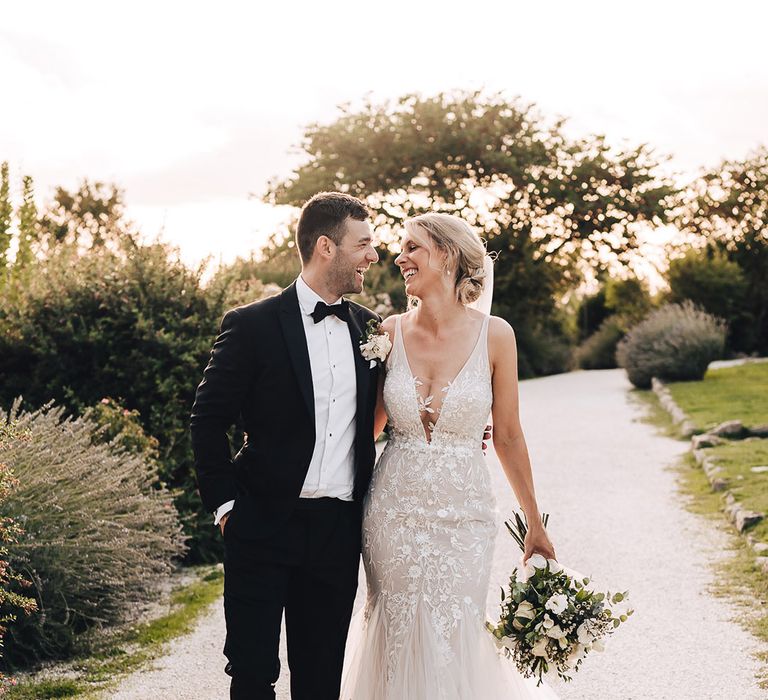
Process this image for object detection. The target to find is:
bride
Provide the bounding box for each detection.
[342,213,560,699]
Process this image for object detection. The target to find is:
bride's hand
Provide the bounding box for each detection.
[523,523,556,563]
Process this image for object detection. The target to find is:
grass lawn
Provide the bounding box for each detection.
[666,361,768,432]
[5,566,224,700]
[701,439,768,543]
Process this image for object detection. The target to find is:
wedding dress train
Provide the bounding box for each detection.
[342,314,558,699]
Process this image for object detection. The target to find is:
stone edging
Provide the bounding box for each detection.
[651,376,768,570]
[650,378,697,437]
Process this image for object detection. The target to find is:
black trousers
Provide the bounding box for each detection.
[223,498,361,700]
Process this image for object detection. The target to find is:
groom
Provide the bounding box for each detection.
[190,192,381,700]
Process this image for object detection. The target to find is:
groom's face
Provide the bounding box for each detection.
[327,218,379,296]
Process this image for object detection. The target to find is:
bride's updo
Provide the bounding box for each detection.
[404,213,487,305]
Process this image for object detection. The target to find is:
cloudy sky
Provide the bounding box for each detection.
[2,0,767,271]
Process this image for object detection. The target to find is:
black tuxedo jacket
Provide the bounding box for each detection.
[190,282,381,539]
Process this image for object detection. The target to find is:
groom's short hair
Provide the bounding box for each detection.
[296,192,369,264]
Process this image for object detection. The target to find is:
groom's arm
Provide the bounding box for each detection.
[190,307,256,515]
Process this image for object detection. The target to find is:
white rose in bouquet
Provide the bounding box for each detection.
[514,600,536,621]
[544,593,568,615]
[547,558,563,573]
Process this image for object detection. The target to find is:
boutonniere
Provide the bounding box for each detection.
[359,318,392,367]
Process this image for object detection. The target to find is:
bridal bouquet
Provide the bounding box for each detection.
[486,513,632,686]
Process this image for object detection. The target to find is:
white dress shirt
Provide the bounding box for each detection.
[214,275,358,524]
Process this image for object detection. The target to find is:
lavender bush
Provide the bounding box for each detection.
[0,400,186,667]
[616,301,726,389]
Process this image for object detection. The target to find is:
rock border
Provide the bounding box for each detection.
[652,377,768,571]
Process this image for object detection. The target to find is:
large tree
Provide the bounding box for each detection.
[266,91,676,375]
[673,146,768,353]
[38,180,134,251]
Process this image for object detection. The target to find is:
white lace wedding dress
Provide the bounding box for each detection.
[341,314,559,699]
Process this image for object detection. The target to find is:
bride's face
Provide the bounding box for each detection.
[395,230,449,298]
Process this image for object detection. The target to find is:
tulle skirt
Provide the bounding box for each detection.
[340,593,560,699]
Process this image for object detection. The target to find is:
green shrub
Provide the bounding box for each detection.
[575,317,625,370]
[616,302,726,389]
[84,397,160,462]
[0,423,38,686]
[576,288,610,342]
[666,247,750,352]
[0,400,186,668]
[515,324,574,378]
[604,276,653,324]
[0,241,226,562]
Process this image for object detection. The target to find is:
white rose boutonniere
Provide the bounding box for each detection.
[360,318,392,367]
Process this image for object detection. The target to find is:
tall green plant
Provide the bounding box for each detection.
[14,175,38,270]
[0,162,12,273]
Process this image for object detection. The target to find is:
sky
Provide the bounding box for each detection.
[2,0,767,275]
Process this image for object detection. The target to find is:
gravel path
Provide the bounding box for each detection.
[109,369,765,699]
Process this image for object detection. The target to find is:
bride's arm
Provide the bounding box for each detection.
[489,316,556,562]
[373,372,387,439]
[373,315,396,439]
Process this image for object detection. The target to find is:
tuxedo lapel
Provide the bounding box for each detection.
[278,283,315,420]
[346,305,371,426]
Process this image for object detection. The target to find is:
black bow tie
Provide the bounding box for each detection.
[311,300,350,324]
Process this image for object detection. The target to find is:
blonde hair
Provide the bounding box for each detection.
[403,213,487,305]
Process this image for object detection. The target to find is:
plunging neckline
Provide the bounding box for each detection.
[398,316,486,444]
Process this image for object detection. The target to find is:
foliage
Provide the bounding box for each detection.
[575,287,610,342]
[666,247,749,352]
[0,423,38,688]
[488,513,632,685]
[616,302,726,389]
[0,400,186,668]
[575,317,625,370]
[0,240,227,563]
[37,180,135,251]
[266,90,676,376]
[604,276,653,324]
[14,177,38,271]
[674,146,768,353]
[205,253,285,310]
[83,398,159,463]
[0,163,11,272]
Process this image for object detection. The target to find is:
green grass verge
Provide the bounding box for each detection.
[666,361,768,432]
[634,388,768,687]
[5,566,224,699]
[701,440,768,545]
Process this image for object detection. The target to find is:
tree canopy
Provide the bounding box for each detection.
[266,91,677,375]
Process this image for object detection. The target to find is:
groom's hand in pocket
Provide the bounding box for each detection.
[219,513,229,536]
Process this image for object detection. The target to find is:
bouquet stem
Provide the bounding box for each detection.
[504,511,549,552]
